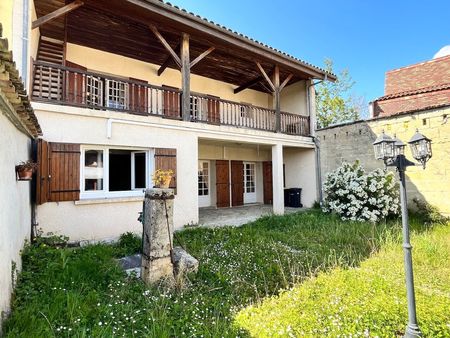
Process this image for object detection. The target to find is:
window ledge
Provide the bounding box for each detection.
[75,196,144,205]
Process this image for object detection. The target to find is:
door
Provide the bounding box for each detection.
[263,161,273,204]
[231,161,244,206]
[243,162,257,204]
[216,160,230,208]
[198,160,211,207]
[65,61,87,104]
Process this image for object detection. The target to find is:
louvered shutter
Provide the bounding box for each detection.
[129,77,148,115]
[37,141,81,203]
[162,85,181,118]
[65,61,87,105]
[154,148,177,193]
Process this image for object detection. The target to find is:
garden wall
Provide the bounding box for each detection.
[316,106,450,216]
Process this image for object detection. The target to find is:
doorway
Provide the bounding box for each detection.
[198,160,211,207]
[243,162,257,204]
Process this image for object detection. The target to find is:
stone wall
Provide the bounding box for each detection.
[317,105,450,216]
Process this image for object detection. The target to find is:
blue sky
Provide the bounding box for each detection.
[168,0,449,102]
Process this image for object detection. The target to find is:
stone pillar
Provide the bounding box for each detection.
[141,188,175,284]
[272,143,285,215]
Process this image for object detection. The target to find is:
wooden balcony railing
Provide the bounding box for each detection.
[32,61,310,136]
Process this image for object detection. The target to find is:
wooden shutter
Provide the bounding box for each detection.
[263,161,273,204]
[129,77,148,115]
[162,85,181,118]
[154,148,177,191]
[36,139,49,204]
[36,141,80,203]
[216,160,230,208]
[65,60,87,104]
[231,160,244,206]
[207,95,220,124]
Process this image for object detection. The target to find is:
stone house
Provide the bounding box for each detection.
[4,0,337,242]
[317,54,450,215]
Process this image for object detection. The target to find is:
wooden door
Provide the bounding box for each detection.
[216,160,230,208]
[207,95,220,124]
[65,60,87,104]
[231,160,244,206]
[263,161,273,204]
[129,77,148,115]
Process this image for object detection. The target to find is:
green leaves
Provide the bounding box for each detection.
[315,59,364,128]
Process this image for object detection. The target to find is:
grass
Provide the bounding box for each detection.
[2,210,448,337]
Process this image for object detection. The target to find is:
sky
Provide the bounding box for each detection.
[167,0,450,102]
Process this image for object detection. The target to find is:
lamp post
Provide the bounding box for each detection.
[373,129,432,338]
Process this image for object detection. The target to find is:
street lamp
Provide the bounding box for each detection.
[373,129,432,338]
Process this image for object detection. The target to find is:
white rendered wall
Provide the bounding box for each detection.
[0,104,32,327]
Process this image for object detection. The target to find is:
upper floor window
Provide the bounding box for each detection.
[106,79,128,109]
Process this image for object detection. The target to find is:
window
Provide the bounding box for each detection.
[86,76,103,106]
[190,96,200,119]
[106,79,128,109]
[240,104,253,118]
[198,161,209,196]
[84,149,104,191]
[81,146,152,199]
[244,163,255,193]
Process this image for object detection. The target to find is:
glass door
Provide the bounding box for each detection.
[198,160,211,207]
[243,162,257,204]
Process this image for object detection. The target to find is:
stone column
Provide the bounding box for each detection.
[141,188,175,284]
[272,143,285,215]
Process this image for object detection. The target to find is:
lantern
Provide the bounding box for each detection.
[408,129,432,168]
[373,131,395,161]
[393,134,406,156]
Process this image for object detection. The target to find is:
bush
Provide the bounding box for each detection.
[322,161,400,222]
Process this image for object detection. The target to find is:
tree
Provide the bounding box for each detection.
[315,59,365,128]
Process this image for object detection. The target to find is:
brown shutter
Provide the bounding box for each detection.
[65,61,87,105]
[36,141,81,203]
[36,139,49,205]
[207,95,220,124]
[263,161,273,204]
[231,160,244,206]
[216,160,230,208]
[129,77,148,115]
[154,148,177,192]
[162,85,181,118]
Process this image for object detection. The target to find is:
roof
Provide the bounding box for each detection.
[152,0,336,81]
[0,24,42,138]
[375,83,450,101]
[33,0,336,92]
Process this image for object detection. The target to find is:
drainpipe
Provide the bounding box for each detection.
[22,0,29,85]
[307,78,325,205]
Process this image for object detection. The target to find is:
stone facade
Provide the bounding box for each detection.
[317,106,450,216]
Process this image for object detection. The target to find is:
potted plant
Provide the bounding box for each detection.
[152,169,174,189]
[15,160,39,181]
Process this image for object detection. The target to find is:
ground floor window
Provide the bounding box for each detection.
[244,162,256,193]
[81,146,152,199]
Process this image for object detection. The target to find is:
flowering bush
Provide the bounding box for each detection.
[152,169,173,187]
[322,161,399,222]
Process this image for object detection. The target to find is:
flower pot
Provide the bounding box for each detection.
[159,176,172,189]
[17,168,33,181]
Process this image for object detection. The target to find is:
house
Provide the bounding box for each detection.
[26,0,336,241]
[317,53,450,215]
[0,4,42,327]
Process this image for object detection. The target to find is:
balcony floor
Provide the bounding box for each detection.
[198,204,303,228]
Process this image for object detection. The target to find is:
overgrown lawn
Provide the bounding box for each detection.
[3,210,447,337]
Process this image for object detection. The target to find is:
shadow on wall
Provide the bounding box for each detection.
[315,110,449,215]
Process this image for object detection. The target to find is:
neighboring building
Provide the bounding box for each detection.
[26,0,336,241]
[0,19,41,328]
[318,53,450,216]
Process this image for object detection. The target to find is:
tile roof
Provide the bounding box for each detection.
[0,24,41,138]
[154,0,336,80]
[375,83,450,102]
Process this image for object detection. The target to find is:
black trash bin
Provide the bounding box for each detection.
[284,189,290,207]
[287,188,302,208]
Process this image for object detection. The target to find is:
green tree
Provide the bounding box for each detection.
[315,59,365,128]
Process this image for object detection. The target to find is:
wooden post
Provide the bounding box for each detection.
[274,65,281,133]
[181,33,190,121]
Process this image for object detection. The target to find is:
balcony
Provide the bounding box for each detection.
[31,61,311,137]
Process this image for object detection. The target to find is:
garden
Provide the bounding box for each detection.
[3,163,449,337]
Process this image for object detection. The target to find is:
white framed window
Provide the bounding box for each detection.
[106,79,128,109]
[86,76,104,106]
[190,96,200,119]
[80,146,153,199]
[243,162,257,204]
[198,160,211,207]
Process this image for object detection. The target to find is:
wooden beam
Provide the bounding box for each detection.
[181,33,191,121]
[157,43,180,76]
[150,25,181,68]
[256,62,275,92]
[190,46,215,69]
[279,74,293,92]
[274,65,281,133]
[234,75,263,94]
[32,0,84,30]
